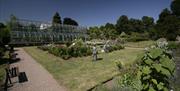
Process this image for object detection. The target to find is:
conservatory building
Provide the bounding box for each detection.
[9,19,88,45]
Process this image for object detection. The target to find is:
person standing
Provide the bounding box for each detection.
[92,44,97,61]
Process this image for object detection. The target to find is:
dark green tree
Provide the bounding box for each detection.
[170,0,180,36]
[99,25,117,39]
[156,8,180,40]
[142,16,154,29]
[8,14,19,30]
[105,23,115,29]
[116,15,130,34]
[63,17,78,26]
[0,23,6,44]
[129,18,144,33]
[52,12,62,24]
[157,8,171,23]
[29,24,37,31]
[88,26,101,39]
[0,23,10,45]
[171,0,180,17]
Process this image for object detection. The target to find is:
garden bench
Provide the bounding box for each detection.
[4,66,28,91]
[4,66,19,91]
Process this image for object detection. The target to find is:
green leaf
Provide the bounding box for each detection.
[159,82,164,86]
[163,87,168,91]
[153,64,162,72]
[160,56,175,73]
[161,68,171,76]
[148,87,156,91]
[151,79,157,85]
[142,66,151,75]
[143,75,150,80]
[143,83,149,90]
[148,48,163,59]
[144,58,153,65]
[157,82,164,90]
[137,71,142,79]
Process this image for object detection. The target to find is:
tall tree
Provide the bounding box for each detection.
[142,16,154,29]
[8,14,19,29]
[171,0,180,17]
[156,8,180,40]
[88,26,101,39]
[105,23,115,29]
[63,18,78,26]
[52,12,62,24]
[99,24,117,39]
[129,18,144,33]
[171,0,180,37]
[116,15,130,34]
[158,8,172,23]
[0,23,10,45]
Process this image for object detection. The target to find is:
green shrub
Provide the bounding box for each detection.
[38,43,92,60]
[113,72,142,91]
[168,42,180,49]
[109,44,124,52]
[0,46,6,57]
[138,41,175,91]
[115,61,123,70]
[126,37,149,42]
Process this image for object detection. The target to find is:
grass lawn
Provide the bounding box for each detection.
[124,40,155,48]
[24,47,143,91]
[0,52,9,90]
[0,63,6,90]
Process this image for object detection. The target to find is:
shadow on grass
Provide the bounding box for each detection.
[92,58,103,62]
[97,58,103,60]
[0,57,21,65]
[0,58,9,65]
[9,58,21,64]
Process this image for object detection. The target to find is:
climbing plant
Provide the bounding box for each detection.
[138,41,175,91]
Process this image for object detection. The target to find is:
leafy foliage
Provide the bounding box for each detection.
[88,23,117,40]
[113,68,142,91]
[156,8,180,40]
[168,42,180,49]
[108,44,124,52]
[138,41,175,91]
[171,0,180,17]
[52,12,62,24]
[0,23,10,45]
[38,39,92,60]
[63,17,78,26]
[116,15,130,34]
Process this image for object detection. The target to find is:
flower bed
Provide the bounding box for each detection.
[38,39,92,60]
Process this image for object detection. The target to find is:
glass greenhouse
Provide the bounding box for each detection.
[9,19,88,45]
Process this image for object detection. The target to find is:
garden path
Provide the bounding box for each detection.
[8,48,67,91]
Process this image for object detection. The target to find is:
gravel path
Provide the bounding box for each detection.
[8,48,67,91]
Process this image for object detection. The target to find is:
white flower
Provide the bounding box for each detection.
[151,45,156,48]
[72,43,75,46]
[101,49,104,53]
[144,47,149,51]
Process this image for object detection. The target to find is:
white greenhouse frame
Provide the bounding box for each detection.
[9,19,88,45]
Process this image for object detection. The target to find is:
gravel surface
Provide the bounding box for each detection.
[8,48,67,91]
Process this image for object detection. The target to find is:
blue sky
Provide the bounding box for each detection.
[0,0,171,27]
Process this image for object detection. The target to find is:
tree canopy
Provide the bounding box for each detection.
[142,16,154,29]
[156,8,180,40]
[63,18,78,26]
[171,0,180,17]
[0,23,10,45]
[52,12,62,24]
[116,15,130,34]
